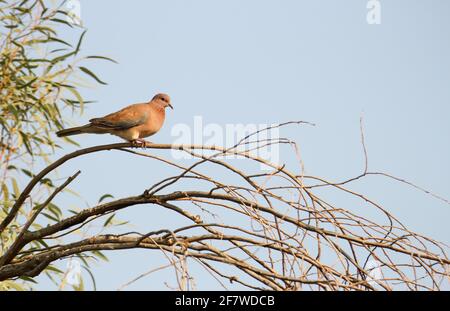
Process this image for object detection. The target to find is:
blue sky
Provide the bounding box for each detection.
[34,0,449,290]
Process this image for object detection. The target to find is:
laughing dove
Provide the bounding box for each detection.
[56,93,173,145]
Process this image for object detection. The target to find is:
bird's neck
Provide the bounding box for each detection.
[151,102,166,117]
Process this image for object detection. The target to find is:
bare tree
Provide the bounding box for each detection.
[2,0,447,291]
[0,122,448,291]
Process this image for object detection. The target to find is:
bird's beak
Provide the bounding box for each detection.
[168,103,174,110]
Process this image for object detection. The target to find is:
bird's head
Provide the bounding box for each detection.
[152,93,173,110]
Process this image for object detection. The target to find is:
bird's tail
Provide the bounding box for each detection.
[56,125,92,137]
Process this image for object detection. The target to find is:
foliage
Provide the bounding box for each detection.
[0,0,114,290]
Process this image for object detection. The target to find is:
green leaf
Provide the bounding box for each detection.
[103,213,115,227]
[73,276,85,291]
[19,276,38,284]
[85,55,118,64]
[92,250,108,262]
[82,266,97,291]
[98,194,114,203]
[65,87,84,114]
[50,18,74,28]
[17,77,37,89]
[51,51,76,64]
[48,36,72,47]
[11,178,20,198]
[35,239,50,248]
[41,212,59,222]
[61,136,81,147]
[47,203,62,220]
[75,30,87,55]
[76,254,90,267]
[33,25,57,36]
[21,169,34,178]
[64,188,81,198]
[45,265,64,274]
[19,131,33,155]
[78,66,107,85]
[1,183,9,201]
[7,165,18,171]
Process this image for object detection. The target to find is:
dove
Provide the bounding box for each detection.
[56,93,173,146]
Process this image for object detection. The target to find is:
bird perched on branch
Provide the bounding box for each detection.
[56,93,173,146]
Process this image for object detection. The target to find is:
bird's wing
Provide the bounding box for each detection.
[89,103,149,130]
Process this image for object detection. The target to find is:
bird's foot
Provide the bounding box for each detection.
[131,139,150,148]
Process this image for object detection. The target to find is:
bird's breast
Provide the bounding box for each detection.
[137,108,165,138]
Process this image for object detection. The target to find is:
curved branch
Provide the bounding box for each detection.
[0,124,448,290]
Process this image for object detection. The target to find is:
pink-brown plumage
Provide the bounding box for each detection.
[56,93,173,144]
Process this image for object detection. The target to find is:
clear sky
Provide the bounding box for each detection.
[35,0,449,290]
